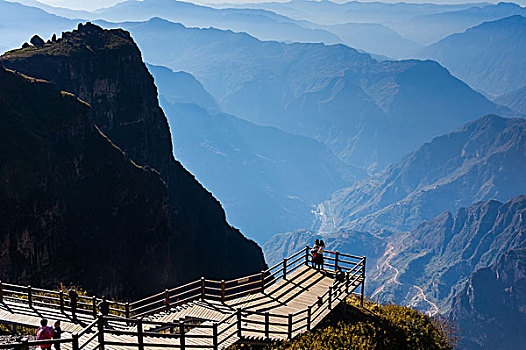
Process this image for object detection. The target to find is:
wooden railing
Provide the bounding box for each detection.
[0,247,366,349]
[128,246,364,318]
[0,282,129,319]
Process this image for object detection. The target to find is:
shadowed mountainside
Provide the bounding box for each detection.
[0,23,266,296]
[0,65,175,298]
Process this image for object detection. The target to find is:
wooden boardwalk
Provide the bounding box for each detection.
[0,248,365,350]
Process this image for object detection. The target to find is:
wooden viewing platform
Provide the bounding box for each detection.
[0,247,366,349]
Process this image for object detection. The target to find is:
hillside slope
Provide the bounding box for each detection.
[495,84,526,115]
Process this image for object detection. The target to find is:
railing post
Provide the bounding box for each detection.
[27,285,32,308]
[92,296,97,318]
[201,277,205,300]
[0,281,3,303]
[180,320,185,350]
[137,319,144,350]
[345,271,349,294]
[59,291,64,312]
[307,306,311,331]
[125,302,130,319]
[97,316,105,350]
[72,333,79,350]
[20,338,29,350]
[164,289,170,311]
[335,251,340,271]
[361,257,366,307]
[221,280,225,303]
[288,313,293,340]
[305,246,310,266]
[283,258,287,279]
[328,286,332,310]
[236,309,242,339]
[212,322,218,350]
[265,312,270,340]
[261,271,265,293]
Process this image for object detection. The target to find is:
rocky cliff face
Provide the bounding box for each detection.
[449,248,526,349]
[0,23,266,297]
[0,65,172,297]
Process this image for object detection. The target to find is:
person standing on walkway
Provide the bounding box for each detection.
[317,240,326,270]
[36,319,54,349]
[52,321,62,350]
[68,288,78,321]
[311,239,320,267]
[98,296,110,316]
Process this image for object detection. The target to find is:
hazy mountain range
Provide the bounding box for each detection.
[0,0,77,50]
[369,195,526,312]
[391,2,526,44]
[215,0,488,26]
[105,18,505,173]
[314,115,526,234]
[419,15,526,96]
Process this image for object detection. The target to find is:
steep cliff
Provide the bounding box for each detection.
[0,23,266,296]
[0,65,173,297]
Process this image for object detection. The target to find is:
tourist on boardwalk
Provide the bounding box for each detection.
[52,321,62,350]
[98,296,110,316]
[311,239,320,267]
[36,319,54,349]
[68,288,78,320]
[317,240,326,270]
[335,267,345,283]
